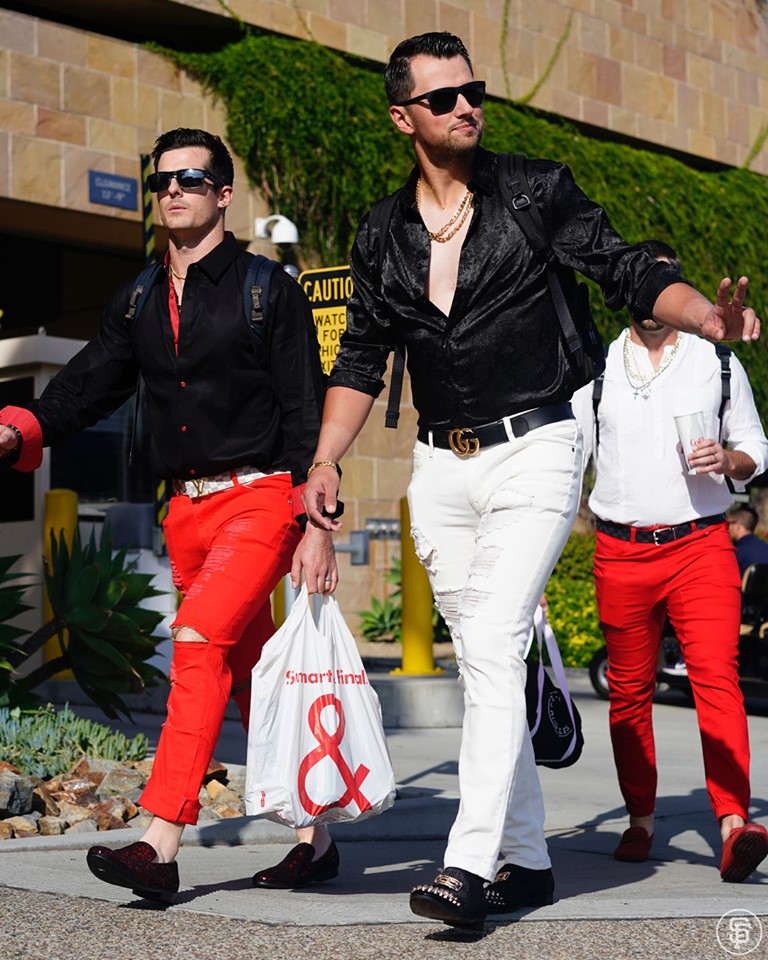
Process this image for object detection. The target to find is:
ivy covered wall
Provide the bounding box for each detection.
[158,30,768,419]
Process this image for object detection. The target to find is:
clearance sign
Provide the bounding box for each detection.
[300,266,352,375]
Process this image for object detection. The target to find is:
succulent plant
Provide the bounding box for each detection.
[0,525,168,720]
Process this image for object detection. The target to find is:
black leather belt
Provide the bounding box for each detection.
[417,402,575,457]
[595,514,726,546]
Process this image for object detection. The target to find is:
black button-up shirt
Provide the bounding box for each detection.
[26,234,325,486]
[329,147,683,430]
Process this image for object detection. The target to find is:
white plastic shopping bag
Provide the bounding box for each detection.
[245,585,396,828]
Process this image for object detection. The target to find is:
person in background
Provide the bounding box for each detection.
[727,504,768,575]
[573,239,768,884]
[0,128,338,903]
[296,29,762,931]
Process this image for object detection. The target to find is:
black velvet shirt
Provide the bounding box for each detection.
[25,234,326,485]
[329,147,684,429]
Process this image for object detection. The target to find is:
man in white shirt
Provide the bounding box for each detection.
[573,239,768,883]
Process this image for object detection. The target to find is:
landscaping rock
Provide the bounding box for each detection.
[0,773,35,818]
[97,767,146,797]
[38,816,67,836]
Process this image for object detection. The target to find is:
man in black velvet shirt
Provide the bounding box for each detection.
[0,128,338,902]
[299,32,761,930]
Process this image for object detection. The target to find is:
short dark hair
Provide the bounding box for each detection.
[728,505,759,532]
[384,32,473,105]
[636,238,681,273]
[150,128,234,187]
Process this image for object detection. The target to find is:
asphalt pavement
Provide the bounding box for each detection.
[1,671,767,960]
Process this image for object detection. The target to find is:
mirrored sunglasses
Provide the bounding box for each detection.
[395,80,486,115]
[147,168,224,192]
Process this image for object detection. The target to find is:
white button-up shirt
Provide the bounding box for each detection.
[572,330,768,527]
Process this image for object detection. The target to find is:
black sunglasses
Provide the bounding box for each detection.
[147,168,224,192]
[395,80,486,115]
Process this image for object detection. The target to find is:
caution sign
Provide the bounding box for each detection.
[300,266,353,375]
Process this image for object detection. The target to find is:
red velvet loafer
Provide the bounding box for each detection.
[614,826,653,862]
[720,822,768,883]
[252,841,339,889]
[86,841,179,903]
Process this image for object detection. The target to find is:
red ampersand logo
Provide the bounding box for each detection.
[297,693,372,816]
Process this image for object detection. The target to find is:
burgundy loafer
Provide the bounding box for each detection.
[614,826,653,862]
[86,841,179,903]
[720,822,768,883]
[252,841,340,889]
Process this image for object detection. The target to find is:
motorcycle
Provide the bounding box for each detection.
[588,561,768,701]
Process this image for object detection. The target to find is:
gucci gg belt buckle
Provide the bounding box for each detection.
[447,427,480,457]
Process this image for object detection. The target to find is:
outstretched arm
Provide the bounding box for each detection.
[653,277,760,343]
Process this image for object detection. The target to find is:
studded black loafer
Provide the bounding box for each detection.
[409,866,487,931]
[484,863,555,914]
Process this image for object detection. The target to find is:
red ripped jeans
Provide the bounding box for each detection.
[594,523,750,822]
[139,474,300,824]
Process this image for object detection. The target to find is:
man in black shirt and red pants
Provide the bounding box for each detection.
[0,128,338,901]
[301,33,762,930]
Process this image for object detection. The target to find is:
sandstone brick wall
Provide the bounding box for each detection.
[1,0,766,628]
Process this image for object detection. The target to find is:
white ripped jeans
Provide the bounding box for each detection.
[407,416,583,881]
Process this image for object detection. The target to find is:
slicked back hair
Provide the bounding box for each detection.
[384,32,473,105]
[150,128,234,187]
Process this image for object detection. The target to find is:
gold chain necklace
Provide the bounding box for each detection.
[416,178,472,243]
[168,262,187,281]
[623,330,681,399]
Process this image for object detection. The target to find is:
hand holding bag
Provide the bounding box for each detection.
[524,604,584,768]
[245,586,396,828]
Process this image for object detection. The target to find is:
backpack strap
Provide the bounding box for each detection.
[367,191,403,429]
[497,153,584,365]
[714,342,736,494]
[125,259,164,467]
[125,259,165,327]
[243,254,281,360]
[592,371,605,455]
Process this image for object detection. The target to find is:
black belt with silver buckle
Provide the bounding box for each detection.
[595,514,726,546]
[417,402,575,457]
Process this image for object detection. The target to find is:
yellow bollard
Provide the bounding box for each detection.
[43,488,79,677]
[394,496,442,675]
[272,575,286,629]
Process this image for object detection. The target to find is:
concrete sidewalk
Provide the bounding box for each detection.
[1,672,767,938]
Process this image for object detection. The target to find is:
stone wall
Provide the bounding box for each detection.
[0,0,766,630]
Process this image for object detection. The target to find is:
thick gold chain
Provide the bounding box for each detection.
[416,179,473,243]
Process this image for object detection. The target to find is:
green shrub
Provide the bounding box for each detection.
[0,704,148,780]
[545,531,604,667]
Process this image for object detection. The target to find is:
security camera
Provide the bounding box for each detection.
[255,215,299,247]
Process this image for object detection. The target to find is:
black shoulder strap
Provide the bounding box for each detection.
[243,254,280,347]
[592,371,605,454]
[498,154,583,362]
[368,191,404,429]
[497,153,552,262]
[715,343,732,441]
[126,259,164,467]
[125,259,165,328]
[714,343,735,494]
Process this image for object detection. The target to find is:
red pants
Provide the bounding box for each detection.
[140,474,301,824]
[594,523,750,822]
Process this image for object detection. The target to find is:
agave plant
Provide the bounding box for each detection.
[0,526,168,719]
